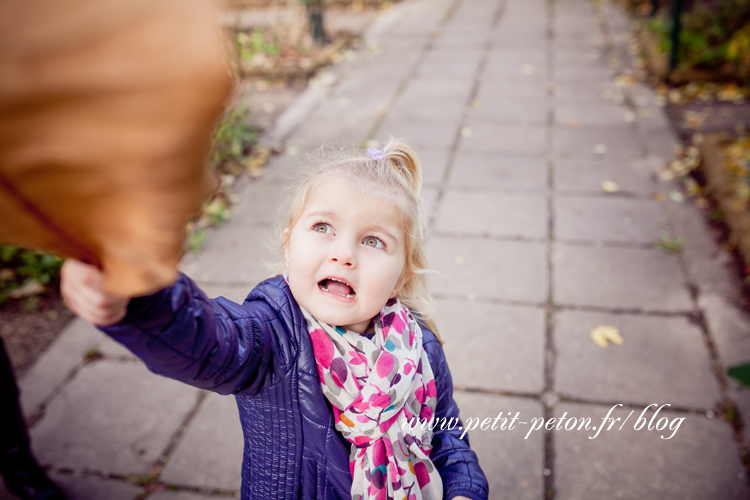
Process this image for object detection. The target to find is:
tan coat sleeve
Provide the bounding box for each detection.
[0,0,233,296]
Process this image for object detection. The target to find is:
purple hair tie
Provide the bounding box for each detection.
[366,147,384,160]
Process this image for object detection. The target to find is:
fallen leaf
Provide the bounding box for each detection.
[460,127,473,138]
[590,325,624,348]
[659,170,675,181]
[9,280,45,299]
[654,192,664,201]
[669,190,685,203]
[602,180,620,193]
[569,119,579,128]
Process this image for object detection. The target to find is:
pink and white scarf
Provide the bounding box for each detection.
[300,298,443,500]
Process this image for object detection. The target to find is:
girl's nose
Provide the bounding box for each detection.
[329,246,356,268]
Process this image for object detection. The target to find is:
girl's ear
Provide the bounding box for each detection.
[391,269,411,297]
[282,228,291,267]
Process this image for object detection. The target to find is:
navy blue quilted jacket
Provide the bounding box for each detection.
[100,274,489,500]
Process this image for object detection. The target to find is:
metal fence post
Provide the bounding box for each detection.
[668,0,684,79]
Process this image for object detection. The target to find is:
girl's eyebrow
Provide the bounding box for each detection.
[368,225,399,243]
[305,210,337,220]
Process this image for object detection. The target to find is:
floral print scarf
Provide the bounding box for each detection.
[300,298,443,500]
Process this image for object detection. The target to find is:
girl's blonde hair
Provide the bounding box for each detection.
[276,138,441,342]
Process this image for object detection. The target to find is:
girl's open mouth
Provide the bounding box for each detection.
[318,278,355,298]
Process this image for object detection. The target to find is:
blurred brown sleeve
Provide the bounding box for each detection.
[0,0,233,297]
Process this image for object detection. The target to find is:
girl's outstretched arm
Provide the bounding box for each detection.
[61,259,288,396]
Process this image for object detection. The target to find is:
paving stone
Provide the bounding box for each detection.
[377,118,459,148]
[554,310,721,409]
[178,224,276,285]
[554,103,635,128]
[285,119,373,149]
[554,195,668,243]
[486,48,547,62]
[223,180,287,228]
[552,82,626,105]
[468,97,548,125]
[552,127,644,159]
[388,96,466,122]
[305,94,387,124]
[96,333,138,361]
[476,78,549,100]
[161,393,243,491]
[422,186,440,221]
[430,36,487,51]
[636,106,674,132]
[491,34,548,49]
[19,319,100,417]
[553,47,607,64]
[436,299,546,393]
[31,361,201,475]
[552,65,614,84]
[459,123,547,156]
[448,152,548,190]
[554,158,658,194]
[640,129,681,161]
[403,75,475,100]
[553,402,750,500]
[259,152,305,184]
[46,472,142,500]
[452,392,545,500]
[333,72,403,104]
[552,244,692,311]
[416,147,451,185]
[436,190,547,239]
[427,236,547,303]
[483,60,549,81]
[628,82,661,107]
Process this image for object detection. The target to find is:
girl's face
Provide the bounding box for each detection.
[283,177,409,333]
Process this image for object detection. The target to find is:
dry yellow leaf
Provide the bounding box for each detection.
[590,325,624,348]
[602,180,620,193]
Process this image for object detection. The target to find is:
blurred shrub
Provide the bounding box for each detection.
[209,103,259,175]
[639,0,750,77]
[0,246,63,304]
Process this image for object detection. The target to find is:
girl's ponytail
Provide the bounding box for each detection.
[382,140,422,197]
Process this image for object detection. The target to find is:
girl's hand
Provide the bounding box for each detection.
[61,259,130,326]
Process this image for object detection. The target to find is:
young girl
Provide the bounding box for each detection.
[61,140,489,500]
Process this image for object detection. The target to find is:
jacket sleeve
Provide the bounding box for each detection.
[98,273,294,396]
[424,338,489,500]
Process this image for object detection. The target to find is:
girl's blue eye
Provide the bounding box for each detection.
[363,236,385,249]
[313,223,332,234]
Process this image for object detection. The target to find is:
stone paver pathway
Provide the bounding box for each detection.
[5,0,750,499]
